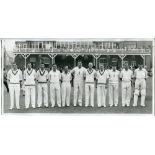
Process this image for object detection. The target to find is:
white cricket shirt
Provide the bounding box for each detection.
[49,70,61,83]
[24,69,36,85]
[72,66,86,82]
[120,69,133,82]
[7,69,22,84]
[134,68,147,79]
[36,69,48,83]
[108,69,120,84]
[61,71,72,83]
[96,70,109,84]
[85,69,96,83]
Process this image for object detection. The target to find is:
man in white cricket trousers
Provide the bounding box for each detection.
[7,63,22,109]
[61,66,72,107]
[84,62,96,107]
[71,61,86,106]
[133,64,148,107]
[49,64,61,107]
[96,65,109,107]
[36,63,49,107]
[108,65,120,107]
[120,64,133,107]
[24,63,36,108]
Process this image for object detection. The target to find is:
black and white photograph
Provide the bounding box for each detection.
[1,39,153,114]
[1,0,155,155]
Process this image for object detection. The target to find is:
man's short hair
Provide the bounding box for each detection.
[12,62,16,65]
[52,64,57,66]
[27,62,32,65]
[77,61,82,63]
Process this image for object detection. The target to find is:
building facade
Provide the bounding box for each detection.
[13,40,152,70]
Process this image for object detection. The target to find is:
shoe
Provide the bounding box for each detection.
[126,105,130,107]
[122,105,125,107]
[109,104,113,107]
[114,104,118,107]
[98,105,102,108]
[133,104,137,107]
[9,107,13,110]
[103,105,106,107]
[37,105,41,108]
[16,107,20,110]
[141,104,145,107]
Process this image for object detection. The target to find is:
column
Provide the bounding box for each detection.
[111,42,113,49]
[95,58,98,69]
[21,54,30,69]
[118,55,126,68]
[71,54,79,67]
[143,55,145,66]
[48,54,57,65]
[74,58,76,67]
[19,44,21,52]
[93,57,95,66]
[92,54,101,70]
[140,55,146,66]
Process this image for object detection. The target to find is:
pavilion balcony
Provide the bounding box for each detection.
[13,48,151,55]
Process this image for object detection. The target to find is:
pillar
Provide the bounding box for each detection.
[92,54,101,70]
[21,54,30,69]
[95,58,98,69]
[143,55,145,66]
[74,58,76,67]
[48,54,57,66]
[71,54,79,67]
[118,55,126,68]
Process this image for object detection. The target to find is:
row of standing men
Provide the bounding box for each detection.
[7,61,148,110]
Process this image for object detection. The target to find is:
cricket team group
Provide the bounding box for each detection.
[6,60,148,110]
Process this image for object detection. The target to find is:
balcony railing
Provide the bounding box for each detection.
[13,48,151,54]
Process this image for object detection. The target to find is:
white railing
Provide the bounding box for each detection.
[14,48,151,54]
